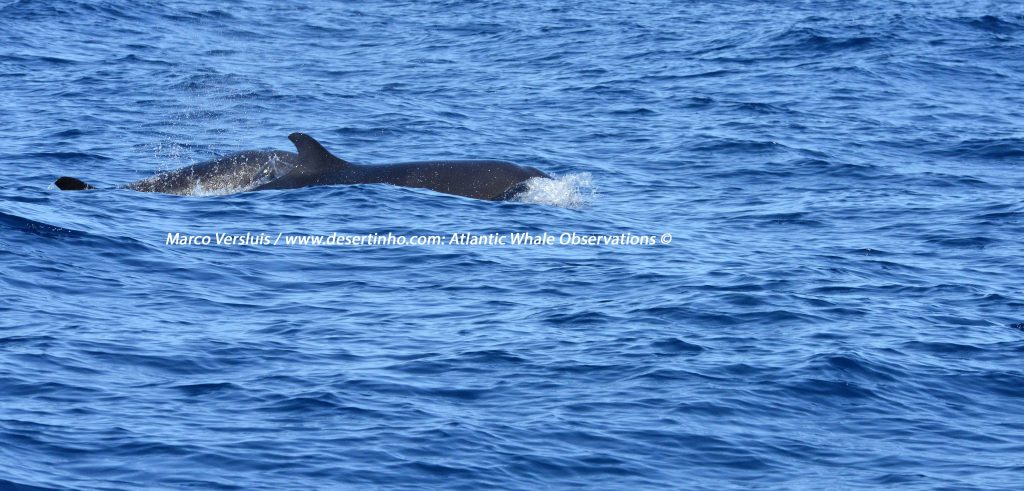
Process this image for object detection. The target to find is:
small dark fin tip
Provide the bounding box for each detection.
[55,176,94,191]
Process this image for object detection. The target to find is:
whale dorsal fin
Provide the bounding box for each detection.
[251,133,351,190]
[289,132,349,171]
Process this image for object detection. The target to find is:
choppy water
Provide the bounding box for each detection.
[2,1,1024,489]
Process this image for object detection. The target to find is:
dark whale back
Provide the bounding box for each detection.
[256,133,548,200]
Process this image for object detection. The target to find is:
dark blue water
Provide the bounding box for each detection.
[3,0,1024,489]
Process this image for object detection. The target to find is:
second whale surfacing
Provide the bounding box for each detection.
[55,150,297,195]
[255,133,551,201]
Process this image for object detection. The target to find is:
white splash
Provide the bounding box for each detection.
[513,172,596,208]
[187,182,252,197]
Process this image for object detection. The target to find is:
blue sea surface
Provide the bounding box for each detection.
[2,0,1024,489]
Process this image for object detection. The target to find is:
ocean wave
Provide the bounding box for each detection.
[0,211,86,238]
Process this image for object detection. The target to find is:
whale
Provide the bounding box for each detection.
[254,133,549,200]
[55,150,297,195]
[55,133,549,200]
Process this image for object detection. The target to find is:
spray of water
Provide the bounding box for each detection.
[512,173,596,208]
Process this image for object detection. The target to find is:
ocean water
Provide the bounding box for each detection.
[2,0,1024,489]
